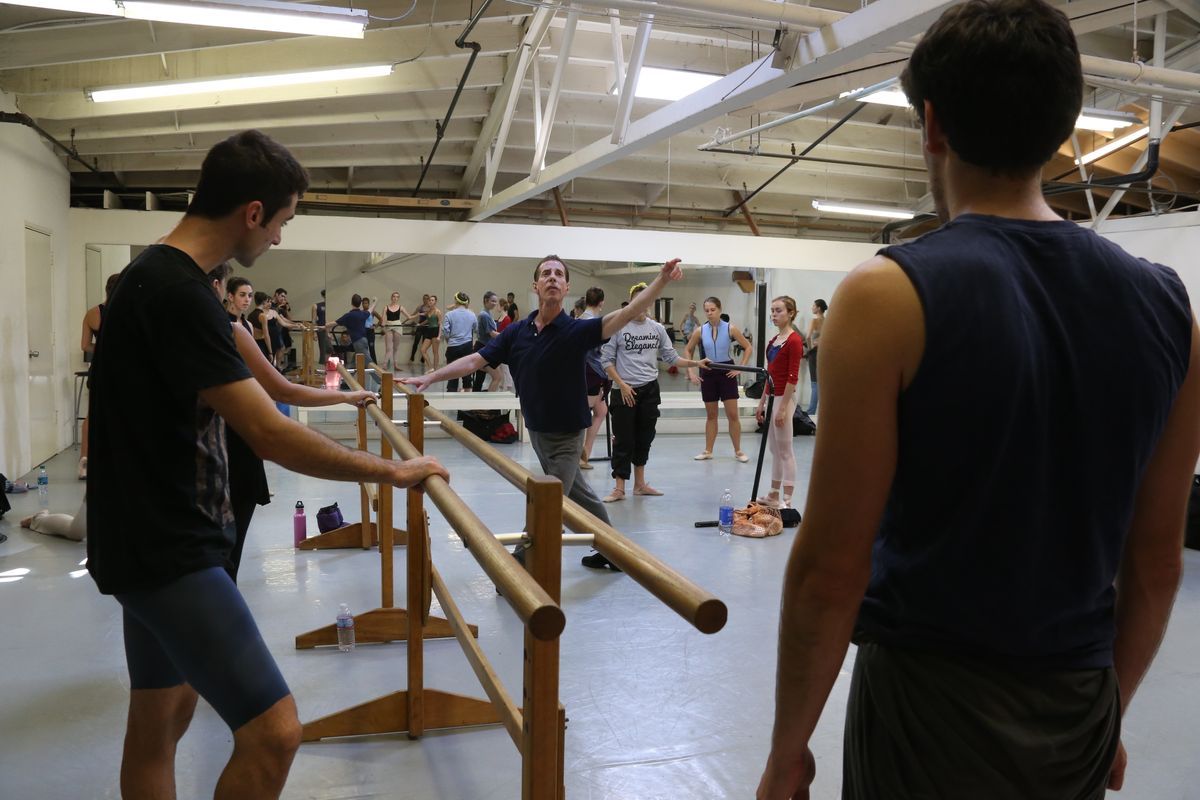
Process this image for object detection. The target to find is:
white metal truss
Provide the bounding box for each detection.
[530,6,581,179]
[610,14,653,145]
[473,4,558,202]
[471,0,960,221]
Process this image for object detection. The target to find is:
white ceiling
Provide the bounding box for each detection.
[1,0,1199,241]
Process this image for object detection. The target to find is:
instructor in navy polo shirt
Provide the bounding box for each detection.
[404,254,684,571]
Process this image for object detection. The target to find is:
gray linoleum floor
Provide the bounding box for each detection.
[2,429,1199,799]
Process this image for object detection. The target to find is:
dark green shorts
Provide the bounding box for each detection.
[843,642,1120,800]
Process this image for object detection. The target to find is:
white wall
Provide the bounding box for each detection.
[0,91,71,478]
[1094,211,1200,313]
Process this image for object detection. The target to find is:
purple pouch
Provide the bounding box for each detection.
[316,502,345,533]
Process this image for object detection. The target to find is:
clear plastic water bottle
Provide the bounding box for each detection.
[37,465,49,511]
[336,604,355,652]
[718,488,734,538]
[293,501,307,547]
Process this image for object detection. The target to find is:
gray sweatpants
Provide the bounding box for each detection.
[528,429,611,526]
[843,641,1120,800]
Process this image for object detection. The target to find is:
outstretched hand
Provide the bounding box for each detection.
[399,374,433,393]
[659,258,683,283]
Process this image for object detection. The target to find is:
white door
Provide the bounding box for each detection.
[25,227,57,465]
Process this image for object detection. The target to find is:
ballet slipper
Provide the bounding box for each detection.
[633,485,663,496]
[602,488,625,503]
[693,451,713,461]
[20,511,45,528]
[579,459,593,470]
[734,451,749,463]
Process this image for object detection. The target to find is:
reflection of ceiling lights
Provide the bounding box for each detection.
[89,64,393,103]
[611,67,722,101]
[1074,127,1150,165]
[811,200,915,220]
[0,567,31,584]
[5,0,368,38]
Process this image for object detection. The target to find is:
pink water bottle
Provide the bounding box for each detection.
[293,501,307,547]
[324,356,340,391]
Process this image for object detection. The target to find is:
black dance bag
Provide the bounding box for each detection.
[792,407,816,436]
[458,409,511,442]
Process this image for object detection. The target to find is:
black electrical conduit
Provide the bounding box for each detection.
[0,110,125,189]
[412,0,496,196]
[882,139,1170,243]
[720,102,867,218]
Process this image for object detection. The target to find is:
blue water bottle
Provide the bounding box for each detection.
[336,604,355,652]
[718,488,734,538]
[37,465,49,512]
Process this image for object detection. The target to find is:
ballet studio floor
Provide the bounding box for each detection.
[2,424,1198,799]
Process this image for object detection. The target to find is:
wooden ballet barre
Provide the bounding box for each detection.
[428,562,524,746]
[340,364,565,643]
[493,533,595,547]
[389,377,728,635]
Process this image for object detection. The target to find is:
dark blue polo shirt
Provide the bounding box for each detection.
[479,310,604,432]
[335,308,370,344]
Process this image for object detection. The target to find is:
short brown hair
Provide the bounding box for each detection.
[533,255,570,283]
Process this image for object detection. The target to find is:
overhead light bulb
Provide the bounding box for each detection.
[1074,127,1150,166]
[811,200,915,220]
[1076,107,1140,132]
[1,0,367,38]
[89,64,393,103]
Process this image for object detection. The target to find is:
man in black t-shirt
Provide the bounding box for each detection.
[87,130,448,800]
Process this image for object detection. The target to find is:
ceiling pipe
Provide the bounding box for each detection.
[699,75,902,149]
[0,111,126,188]
[412,0,497,196]
[1080,54,1200,93]
[720,101,867,218]
[564,0,841,31]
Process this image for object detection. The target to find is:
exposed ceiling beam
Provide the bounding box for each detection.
[471,0,958,220]
[457,5,557,197]
[1161,0,1200,26]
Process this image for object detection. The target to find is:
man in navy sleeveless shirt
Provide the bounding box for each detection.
[756,2,1200,798]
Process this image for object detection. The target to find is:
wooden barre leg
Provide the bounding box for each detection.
[297,522,408,550]
[301,689,501,742]
[294,607,473,649]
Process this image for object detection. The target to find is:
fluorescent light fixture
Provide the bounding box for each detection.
[5,0,117,12]
[1074,126,1150,166]
[2,0,367,38]
[89,64,393,103]
[811,200,915,220]
[622,67,722,101]
[1076,107,1140,132]
[848,88,910,108]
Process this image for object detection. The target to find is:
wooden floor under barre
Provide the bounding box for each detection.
[3,416,1199,797]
